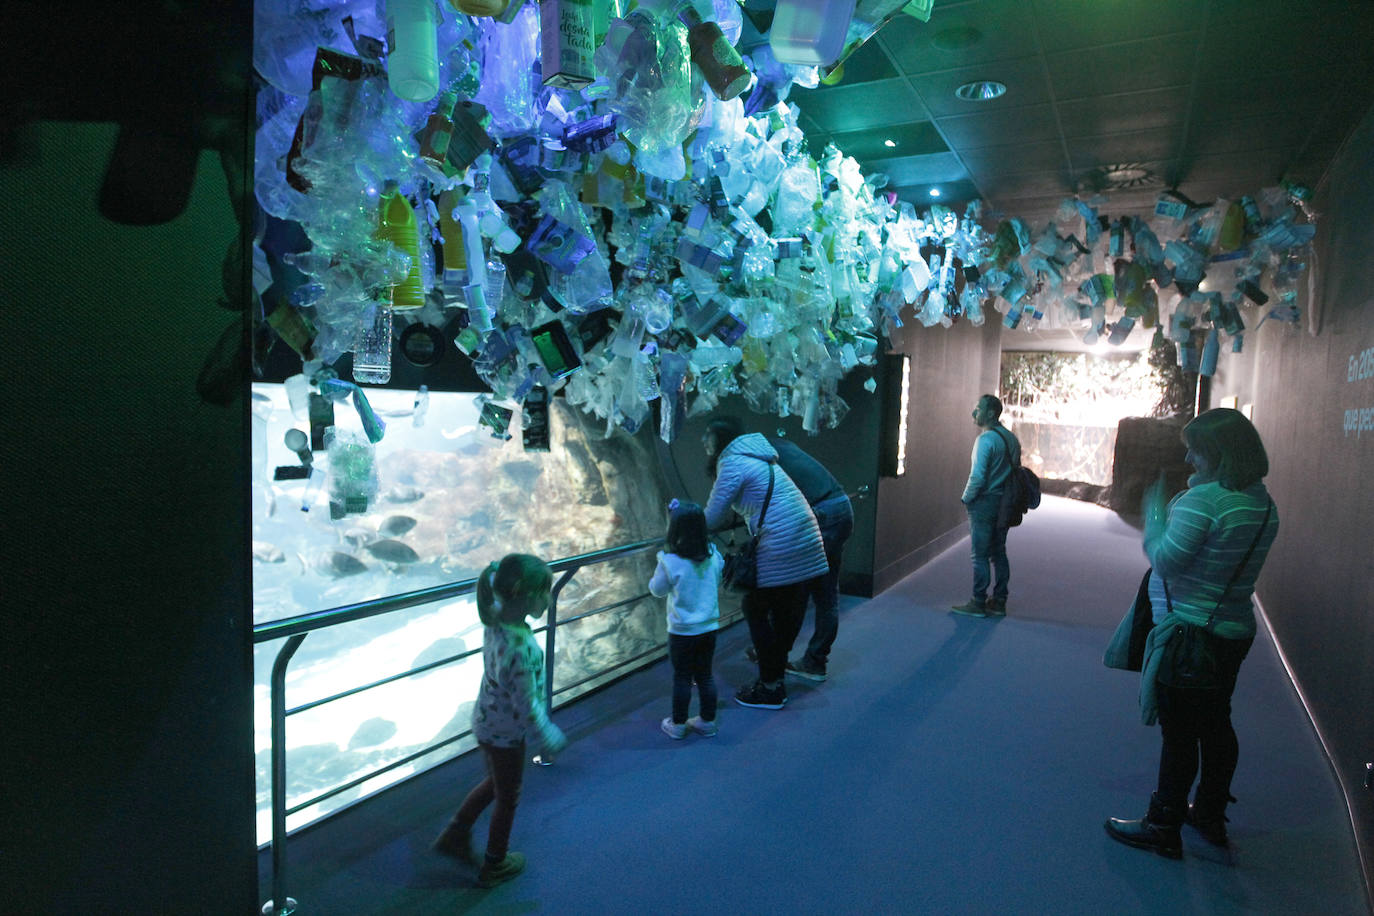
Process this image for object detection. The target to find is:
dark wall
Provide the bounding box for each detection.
[662,368,883,596]
[5,2,259,912]
[1208,103,1374,895]
[872,316,1003,594]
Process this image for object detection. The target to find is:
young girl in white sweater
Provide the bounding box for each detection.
[649,501,724,739]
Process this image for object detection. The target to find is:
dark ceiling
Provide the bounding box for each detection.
[742,0,1374,229]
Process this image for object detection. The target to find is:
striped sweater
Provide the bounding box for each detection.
[705,434,829,588]
[1145,481,1279,638]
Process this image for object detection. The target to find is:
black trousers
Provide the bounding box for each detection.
[1155,634,1254,812]
[668,631,718,723]
[743,581,810,684]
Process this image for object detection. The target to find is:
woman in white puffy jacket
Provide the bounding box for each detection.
[703,418,829,710]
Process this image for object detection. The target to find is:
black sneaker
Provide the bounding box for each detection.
[950,599,988,618]
[786,658,828,682]
[734,681,786,709]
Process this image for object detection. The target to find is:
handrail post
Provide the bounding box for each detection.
[262,634,306,916]
[546,570,577,712]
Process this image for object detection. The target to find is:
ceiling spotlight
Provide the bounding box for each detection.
[929,188,941,197]
[955,80,1007,102]
[884,139,897,148]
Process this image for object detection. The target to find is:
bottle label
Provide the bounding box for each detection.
[1154,196,1189,220]
[540,0,595,89]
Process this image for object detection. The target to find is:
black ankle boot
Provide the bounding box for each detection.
[1186,793,1235,847]
[1105,793,1184,859]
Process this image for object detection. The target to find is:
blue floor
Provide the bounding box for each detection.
[261,496,1369,915]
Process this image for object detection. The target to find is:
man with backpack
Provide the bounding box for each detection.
[952,394,1022,618]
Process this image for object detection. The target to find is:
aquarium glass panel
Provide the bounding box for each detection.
[252,384,671,843]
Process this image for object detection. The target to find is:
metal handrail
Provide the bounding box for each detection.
[256,535,667,915]
[252,536,664,645]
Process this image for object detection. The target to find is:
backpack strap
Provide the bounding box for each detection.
[991,426,1020,471]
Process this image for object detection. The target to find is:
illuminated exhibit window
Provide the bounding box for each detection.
[251,384,671,842]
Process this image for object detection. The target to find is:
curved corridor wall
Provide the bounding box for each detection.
[1209,101,1374,899]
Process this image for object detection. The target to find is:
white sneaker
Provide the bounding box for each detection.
[686,715,718,737]
[661,717,689,739]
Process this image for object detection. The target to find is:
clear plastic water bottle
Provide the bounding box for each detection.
[484,256,508,317]
[353,301,394,385]
[610,309,647,358]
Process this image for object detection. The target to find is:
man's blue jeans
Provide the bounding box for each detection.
[967,493,1009,603]
[801,509,854,667]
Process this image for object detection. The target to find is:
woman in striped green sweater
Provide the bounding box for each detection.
[1106,408,1280,859]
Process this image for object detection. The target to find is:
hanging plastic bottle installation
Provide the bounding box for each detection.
[249,0,1320,440]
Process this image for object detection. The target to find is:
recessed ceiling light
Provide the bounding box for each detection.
[929,188,941,197]
[955,80,1007,102]
[884,139,897,148]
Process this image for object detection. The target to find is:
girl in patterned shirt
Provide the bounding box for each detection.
[433,554,567,888]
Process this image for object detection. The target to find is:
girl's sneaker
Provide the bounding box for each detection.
[477,852,526,888]
[686,715,718,737]
[431,823,477,864]
[661,717,689,739]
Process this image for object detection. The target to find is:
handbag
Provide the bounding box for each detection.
[722,461,774,592]
[1104,568,1156,671]
[1158,499,1273,689]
